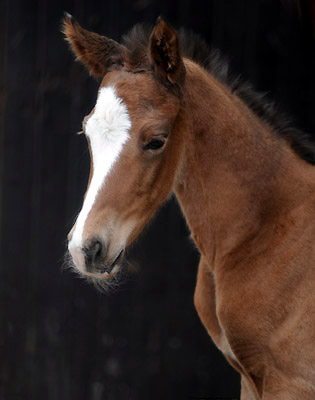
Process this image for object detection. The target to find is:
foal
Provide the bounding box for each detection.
[63,15,315,399]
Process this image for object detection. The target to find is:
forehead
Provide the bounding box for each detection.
[85,86,130,135]
[101,70,180,117]
[84,70,180,139]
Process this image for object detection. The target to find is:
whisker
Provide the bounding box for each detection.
[63,250,134,294]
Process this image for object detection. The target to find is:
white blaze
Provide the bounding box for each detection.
[69,86,131,256]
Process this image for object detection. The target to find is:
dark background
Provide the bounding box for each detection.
[0,1,314,399]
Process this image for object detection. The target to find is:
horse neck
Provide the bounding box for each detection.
[174,59,311,270]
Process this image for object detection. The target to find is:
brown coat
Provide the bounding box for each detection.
[63,15,315,399]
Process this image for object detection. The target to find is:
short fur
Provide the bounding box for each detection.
[123,23,315,164]
[64,16,315,399]
[65,14,314,159]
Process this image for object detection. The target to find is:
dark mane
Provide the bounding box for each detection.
[122,24,315,165]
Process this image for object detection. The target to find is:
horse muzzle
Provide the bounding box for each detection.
[68,236,125,277]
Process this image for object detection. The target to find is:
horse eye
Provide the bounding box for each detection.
[143,139,165,151]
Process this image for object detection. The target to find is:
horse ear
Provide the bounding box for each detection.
[149,17,185,88]
[62,13,126,78]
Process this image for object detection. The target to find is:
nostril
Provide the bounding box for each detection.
[93,241,102,263]
[83,239,105,271]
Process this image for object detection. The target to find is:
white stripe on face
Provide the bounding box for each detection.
[69,86,131,260]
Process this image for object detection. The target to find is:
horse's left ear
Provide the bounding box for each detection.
[62,13,126,78]
[149,18,185,88]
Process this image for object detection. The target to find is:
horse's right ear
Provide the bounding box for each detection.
[62,13,126,78]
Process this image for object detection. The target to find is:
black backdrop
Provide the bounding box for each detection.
[0,1,314,399]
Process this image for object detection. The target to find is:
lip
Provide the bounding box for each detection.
[105,249,124,274]
[78,249,125,279]
[89,249,124,279]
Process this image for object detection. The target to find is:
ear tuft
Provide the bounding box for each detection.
[149,18,185,88]
[63,11,74,23]
[62,15,126,78]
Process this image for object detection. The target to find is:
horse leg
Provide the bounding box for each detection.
[261,376,315,400]
[194,258,261,400]
[194,256,222,346]
[241,376,259,400]
[262,390,305,400]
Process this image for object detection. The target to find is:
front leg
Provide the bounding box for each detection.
[194,257,259,400]
[194,256,222,347]
[241,376,259,400]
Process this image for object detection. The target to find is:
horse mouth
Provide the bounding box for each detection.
[68,240,126,282]
[98,249,125,278]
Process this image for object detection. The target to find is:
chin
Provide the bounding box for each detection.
[65,251,127,293]
[85,263,126,293]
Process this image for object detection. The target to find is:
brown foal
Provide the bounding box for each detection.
[63,14,315,399]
